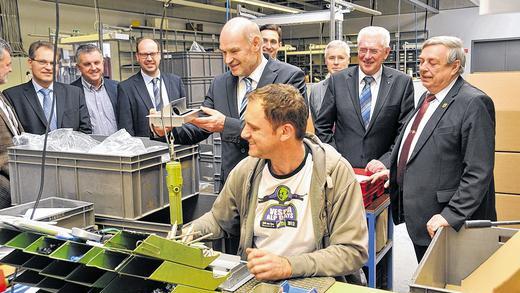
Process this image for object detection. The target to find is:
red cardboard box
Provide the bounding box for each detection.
[353,168,385,207]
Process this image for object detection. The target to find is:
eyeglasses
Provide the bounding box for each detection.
[31,59,56,66]
[137,52,160,59]
[358,48,382,55]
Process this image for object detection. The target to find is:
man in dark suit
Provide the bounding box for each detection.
[117,38,185,137]
[71,44,118,136]
[166,17,306,184]
[3,41,91,135]
[373,36,496,262]
[315,26,414,171]
[0,38,24,208]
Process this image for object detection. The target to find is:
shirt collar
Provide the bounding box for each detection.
[32,79,53,93]
[81,76,104,91]
[141,70,161,84]
[241,55,268,84]
[427,76,458,103]
[358,65,383,85]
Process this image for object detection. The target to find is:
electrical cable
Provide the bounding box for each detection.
[95,0,103,55]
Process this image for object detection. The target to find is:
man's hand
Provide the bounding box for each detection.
[149,109,172,137]
[368,169,390,187]
[246,248,292,281]
[190,106,226,132]
[365,159,386,173]
[426,214,450,238]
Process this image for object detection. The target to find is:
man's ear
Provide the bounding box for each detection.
[278,123,295,142]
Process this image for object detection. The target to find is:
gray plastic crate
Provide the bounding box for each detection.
[0,197,94,229]
[200,151,215,183]
[161,52,225,78]
[182,77,213,105]
[410,226,518,293]
[8,138,199,220]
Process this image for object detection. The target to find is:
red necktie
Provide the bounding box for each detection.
[396,94,436,186]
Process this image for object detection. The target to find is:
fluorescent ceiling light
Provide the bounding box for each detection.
[252,10,344,26]
[232,0,302,14]
[406,0,439,13]
[157,0,237,14]
[326,0,382,16]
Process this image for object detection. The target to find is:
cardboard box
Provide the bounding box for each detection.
[494,152,520,194]
[496,193,520,229]
[461,229,520,292]
[376,207,388,253]
[466,72,520,152]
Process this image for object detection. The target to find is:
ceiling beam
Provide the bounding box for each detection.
[156,0,237,14]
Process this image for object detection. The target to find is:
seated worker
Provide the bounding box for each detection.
[187,84,368,281]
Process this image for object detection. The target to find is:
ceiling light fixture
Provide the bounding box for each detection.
[232,0,302,14]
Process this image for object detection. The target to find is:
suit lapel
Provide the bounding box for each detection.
[257,59,278,88]
[162,74,175,102]
[407,77,464,164]
[23,81,48,126]
[226,74,239,118]
[347,67,364,128]
[132,73,154,110]
[366,67,392,133]
[54,83,65,128]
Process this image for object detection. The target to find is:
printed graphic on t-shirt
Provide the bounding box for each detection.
[258,185,306,229]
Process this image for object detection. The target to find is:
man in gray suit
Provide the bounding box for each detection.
[373,36,496,262]
[315,26,414,171]
[0,38,23,208]
[169,17,306,184]
[309,40,350,122]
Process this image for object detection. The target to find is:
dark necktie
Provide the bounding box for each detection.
[151,77,162,111]
[239,77,253,121]
[396,94,437,186]
[360,76,374,128]
[39,88,57,130]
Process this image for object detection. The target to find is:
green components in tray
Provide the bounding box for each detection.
[134,234,220,269]
[0,228,21,245]
[86,249,131,272]
[24,236,66,256]
[4,231,41,249]
[103,230,149,252]
[49,241,103,264]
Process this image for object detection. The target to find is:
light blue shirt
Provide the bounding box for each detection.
[81,77,118,136]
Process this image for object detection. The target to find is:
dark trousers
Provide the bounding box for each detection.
[413,243,428,263]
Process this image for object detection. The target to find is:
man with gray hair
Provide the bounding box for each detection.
[315,26,414,172]
[0,38,23,208]
[309,40,350,122]
[163,17,306,186]
[372,36,496,262]
[71,44,118,136]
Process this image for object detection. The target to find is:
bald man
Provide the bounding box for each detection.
[171,17,306,184]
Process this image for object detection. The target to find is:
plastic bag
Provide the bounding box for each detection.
[13,129,99,152]
[88,129,147,156]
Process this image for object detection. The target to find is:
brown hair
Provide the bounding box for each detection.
[248,84,307,140]
[260,24,282,42]
[28,40,56,59]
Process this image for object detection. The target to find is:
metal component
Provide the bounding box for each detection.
[326,0,383,15]
[406,0,440,13]
[187,232,214,245]
[167,161,184,226]
[232,0,302,14]
[156,0,237,13]
[71,227,103,242]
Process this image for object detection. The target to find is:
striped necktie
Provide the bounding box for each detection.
[360,76,374,129]
[39,88,57,130]
[151,77,162,110]
[239,77,253,121]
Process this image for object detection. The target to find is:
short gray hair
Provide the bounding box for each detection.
[0,38,13,60]
[75,43,102,61]
[324,40,350,59]
[422,36,466,75]
[357,26,390,48]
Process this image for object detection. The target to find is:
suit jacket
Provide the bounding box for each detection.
[0,93,24,208]
[309,78,329,122]
[388,76,496,246]
[117,71,185,137]
[3,81,92,135]
[315,66,414,168]
[174,58,306,183]
[71,77,118,112]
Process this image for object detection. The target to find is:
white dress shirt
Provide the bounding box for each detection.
[358,66,383,117]
[237,55,268,112]
[398,77,458,162]
[141,70,169,110]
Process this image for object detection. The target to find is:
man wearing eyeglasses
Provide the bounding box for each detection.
[3,40,91,135]
[117,38,185,137]
[315,26,414,173]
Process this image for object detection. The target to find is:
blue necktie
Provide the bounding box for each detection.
[239,77,253,121]
[40,88,57,131]
[360,76,374,129]
[151,77,162,110]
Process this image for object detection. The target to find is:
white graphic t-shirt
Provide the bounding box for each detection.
[253,147,316,256]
